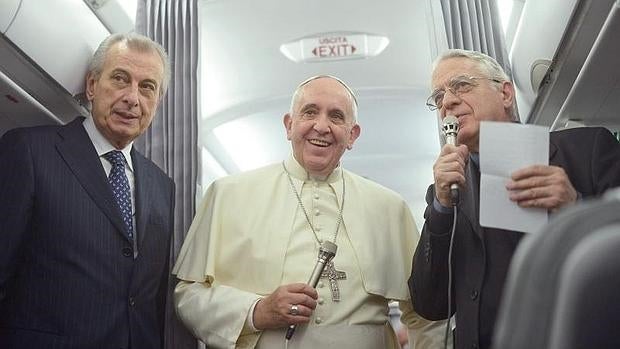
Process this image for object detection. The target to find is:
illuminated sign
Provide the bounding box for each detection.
[280,32,389,63]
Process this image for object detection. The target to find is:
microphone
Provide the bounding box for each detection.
[442,115,460,206]
[285,241,337,340]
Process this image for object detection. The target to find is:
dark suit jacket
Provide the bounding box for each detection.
[409,127,620,349]
[0,117,174,349]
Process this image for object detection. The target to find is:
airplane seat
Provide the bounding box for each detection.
[493,187,620,349]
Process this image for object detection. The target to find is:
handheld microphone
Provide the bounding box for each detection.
[442,115,460,206]
[285,241,337,340]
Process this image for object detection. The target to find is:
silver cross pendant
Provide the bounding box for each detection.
[320,260,347,301]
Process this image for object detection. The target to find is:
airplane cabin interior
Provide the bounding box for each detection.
[1,0,619,348]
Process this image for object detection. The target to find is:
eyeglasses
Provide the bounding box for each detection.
[426,75,503,111]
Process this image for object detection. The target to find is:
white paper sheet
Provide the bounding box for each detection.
[479,122,549,233]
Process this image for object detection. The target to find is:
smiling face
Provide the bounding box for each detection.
[284,77,361,178]
[432,57,514,152]
[86,41,164,149]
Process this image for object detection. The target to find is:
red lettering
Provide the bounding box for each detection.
[312,43,358,58]
[318,36,348,45]
[328,45,338,56]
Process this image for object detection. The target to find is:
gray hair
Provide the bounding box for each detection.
[289,75,358,123]
[88,32,171,98]
[433,49,519,122]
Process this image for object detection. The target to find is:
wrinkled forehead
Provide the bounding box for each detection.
[431,57,482,88]
[106,43,164,78]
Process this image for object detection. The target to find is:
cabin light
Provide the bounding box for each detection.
[280,32,390,63]
[212,119,271,172]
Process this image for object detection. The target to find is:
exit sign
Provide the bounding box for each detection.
[280,32,389,63]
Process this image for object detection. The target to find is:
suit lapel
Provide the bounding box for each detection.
[56,118,129,239]
[132,150,153,247]
[549,136,559,165]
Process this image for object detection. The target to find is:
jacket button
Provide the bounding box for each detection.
[425,242,431,262]
[129,296,135,307]
[122,247,132,257]
[470,290,479,300]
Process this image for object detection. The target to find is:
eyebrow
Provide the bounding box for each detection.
[299,103,318,112]
[110,68,129,76]
[110,68,159,88]
[298,104,350,121]
[431,75,465,90]
[300,103,347,114]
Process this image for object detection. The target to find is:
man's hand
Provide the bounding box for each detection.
[253,283,318,330]
[433,144,469,207]
[506,164,577,210]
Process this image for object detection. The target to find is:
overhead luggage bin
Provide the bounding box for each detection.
[0,0,110,135]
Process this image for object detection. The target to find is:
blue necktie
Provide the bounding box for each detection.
[104,150,133,239]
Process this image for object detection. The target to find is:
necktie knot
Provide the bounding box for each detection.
[104,150,126,168]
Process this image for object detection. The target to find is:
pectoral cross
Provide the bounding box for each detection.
[320,260,347,301]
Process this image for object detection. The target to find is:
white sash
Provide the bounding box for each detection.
[255,323,397,349]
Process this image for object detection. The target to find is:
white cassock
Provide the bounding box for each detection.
[173,156,443,349]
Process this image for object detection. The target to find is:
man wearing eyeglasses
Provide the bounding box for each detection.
[408,49,620,349]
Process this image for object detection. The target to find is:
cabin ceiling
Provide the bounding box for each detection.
[198,0,442,222]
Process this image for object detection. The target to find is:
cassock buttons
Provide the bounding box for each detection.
[314,209,320,216]
[315,317,323,324]
[317,281,324,288]
[314,193,320,200]
[318,297,324,305]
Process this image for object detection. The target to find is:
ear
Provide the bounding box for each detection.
[500,81,515,110]
[85,72,97,102]
[283,113,293,140]
[346,124,361,150]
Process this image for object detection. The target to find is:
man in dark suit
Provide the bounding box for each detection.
[0,33,174,349]
[408,49,620,349]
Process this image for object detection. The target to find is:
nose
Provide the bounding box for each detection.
[313,114,331,134]
[441,88,461,111]
[122,84,140,108]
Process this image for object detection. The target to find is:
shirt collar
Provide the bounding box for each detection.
[284,154,342,184]
[83,116,134,172]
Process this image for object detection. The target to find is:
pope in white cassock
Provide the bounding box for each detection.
[172,75,442,349]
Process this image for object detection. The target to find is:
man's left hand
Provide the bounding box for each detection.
[506,164,577,210]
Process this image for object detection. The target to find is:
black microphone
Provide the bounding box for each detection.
[285,241,337,340]
[442,115,460,206]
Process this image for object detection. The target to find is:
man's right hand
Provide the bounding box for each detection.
[253,283,318,330]
[433,144,469,207]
